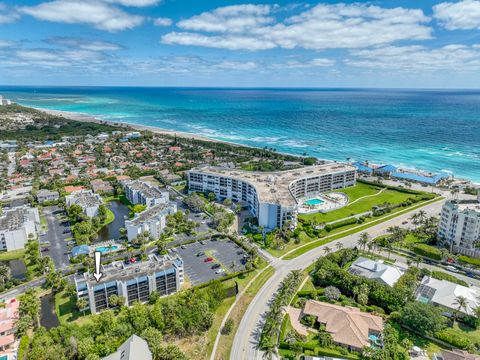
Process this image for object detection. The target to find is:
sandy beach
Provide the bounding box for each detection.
[36,107,228,144]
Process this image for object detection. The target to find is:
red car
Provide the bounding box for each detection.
[204,257,214,263]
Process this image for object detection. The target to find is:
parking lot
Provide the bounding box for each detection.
[173,238,248,286]
[40,206,70,270]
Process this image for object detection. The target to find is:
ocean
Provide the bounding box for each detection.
[1,86,479,182]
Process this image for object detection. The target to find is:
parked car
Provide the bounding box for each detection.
[215,269,225,274]
[41,247,49,252]
[200,241,206,245]
[197,251,205,257]
[446,265,459,273]
[212,263,221,269]
[171,247,177,252]
[181,245,187,249]
[204,257,214,263]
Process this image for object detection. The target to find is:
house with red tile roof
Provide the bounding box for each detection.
[0,298,19,357]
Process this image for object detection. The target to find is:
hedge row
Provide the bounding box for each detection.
[431,271,468,287]
[325,217,362,232]
[412,243,443,260]
[458,255,480,268]
[435,329,474,349]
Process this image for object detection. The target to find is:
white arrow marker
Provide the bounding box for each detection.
[93,251,103,282]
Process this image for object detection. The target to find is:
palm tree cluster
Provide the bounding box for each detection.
[260,270,303,359]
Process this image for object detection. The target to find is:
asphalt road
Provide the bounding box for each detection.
[230,198,447,360]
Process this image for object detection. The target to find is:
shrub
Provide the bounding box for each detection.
[435,329,473,349]
[458,255,480,268]
[324,286,341,301]
[17,336,30,360]
[222,318,234,335]
[412,243,443,260]
[324,217,359,232]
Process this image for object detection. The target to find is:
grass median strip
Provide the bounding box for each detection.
[212,265,276,360]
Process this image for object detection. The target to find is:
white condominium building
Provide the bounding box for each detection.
[65,190,104,218]
[75,254,184,314]
[188,163,356,229]
[438,196,480,258]
[0,206,40,251]
[124,180,169,208]
[125,202,177,241]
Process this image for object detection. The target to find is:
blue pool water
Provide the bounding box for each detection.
[96,246,119,253]
[304,199,324,206]
[1,87,479,182]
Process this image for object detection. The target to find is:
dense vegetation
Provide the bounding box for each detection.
[23,280,229,360]
[0,104,119,140]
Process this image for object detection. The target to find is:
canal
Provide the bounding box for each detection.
[97,200,130,241]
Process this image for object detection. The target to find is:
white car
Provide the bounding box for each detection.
[215,268,225,274]
[446,265,459,273]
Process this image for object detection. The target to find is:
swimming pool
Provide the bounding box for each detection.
[96,245,119,253]
[304,198,324,206]
[0,355,9,360]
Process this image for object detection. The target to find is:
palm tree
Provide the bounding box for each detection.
[76,298,88,316]
[335,242,343,250]
[453,295,468,323]
[417,210,427,225]
[357,232,370,252]
[415,255,422,268]
[323,246,332,255]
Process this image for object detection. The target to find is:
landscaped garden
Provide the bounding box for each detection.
[275,249,480,359]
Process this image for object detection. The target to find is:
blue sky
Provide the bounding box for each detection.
[1,0,480,87]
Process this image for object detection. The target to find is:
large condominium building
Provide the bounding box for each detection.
[438,196,480,258]
[65,190,103,218]
[0,206,40,251]
[75,254,184,314]
[188,163,356,229]
[125,202,177,241]
[124,180,169,208]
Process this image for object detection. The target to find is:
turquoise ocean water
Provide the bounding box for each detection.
[1,87,479,182]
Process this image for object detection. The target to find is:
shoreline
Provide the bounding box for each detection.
[34,107,478,186]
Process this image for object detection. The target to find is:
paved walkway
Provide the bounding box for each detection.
[286,306,310,336]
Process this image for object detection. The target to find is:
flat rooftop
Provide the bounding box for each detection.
[77,254,181,285]
[127,202,175,226]
[457,200,480,213]
[191,163,356,206]
[125,180,165,199]
[70,191,103,208]
[0,207,32,231]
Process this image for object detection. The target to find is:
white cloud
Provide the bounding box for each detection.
[104,0,160,6]
[163,3,432,51]
[153,17,172,26]
[20,0,144,32]
[47,37,124,51]
[177,4,273,33]
[0,40,13,48]
[0,3,20,24]
[346,44,480,71]
[433,0,480,30]
[271,58,335,69]
[162,32,276,50]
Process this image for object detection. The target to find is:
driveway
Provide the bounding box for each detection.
[40,206,70,270]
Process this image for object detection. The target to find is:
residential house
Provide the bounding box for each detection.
[0,298,19,356]
[102,334,152,360]
[348,257,405,287]
[36,189,59,203]
[415,276,480,317]
[433,349,480,360]
[301,300,383,351]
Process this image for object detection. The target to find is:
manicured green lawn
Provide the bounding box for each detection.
[101,208,115,227]
[55,290,88,324]
[283,197,443,259]
[441,323,480,345]
[0,249,26,261]
[300,182,418,224]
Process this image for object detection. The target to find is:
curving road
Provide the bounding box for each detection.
[230,198,447,360]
